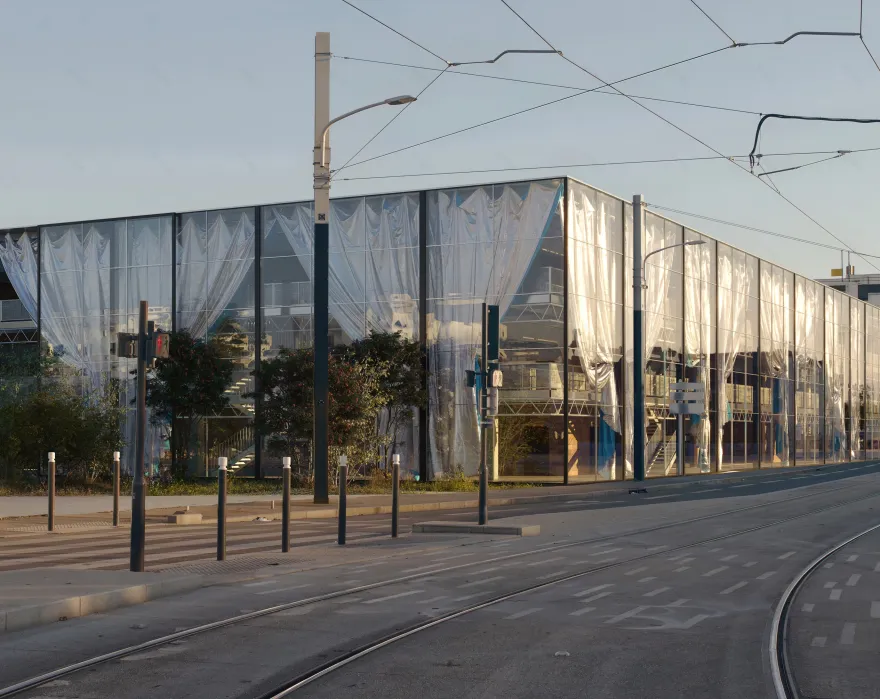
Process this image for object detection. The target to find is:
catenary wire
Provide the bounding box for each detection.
[756,151,848,178]
[499,0,880,273]
[687,0,737,45]
[336,54,763,116]
[340,0,449,65]
[749,114,880,168]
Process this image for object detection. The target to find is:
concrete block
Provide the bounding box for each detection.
[5,597,81,632]
[79,585,150,616]
[411,521,540,536]
[166,513,203,524]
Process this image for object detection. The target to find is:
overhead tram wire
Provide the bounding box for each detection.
[860,0,880,73]
[687,0,737,45]
[498,0,880,274]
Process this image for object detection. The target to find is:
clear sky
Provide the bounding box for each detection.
[2,0,879,278]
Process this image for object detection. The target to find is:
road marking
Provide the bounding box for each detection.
[364,589,423,605]
[757,571,776,580]
[422,596,448,605]
[744,561,757,568]
[871,602,880,618]
[841,622,856,645]
[680,614,710,629]
[574,584,614,598]
[402,562,450,573]
[811,636,827,647]
[669,599,689,607]
[625,566,649,576]
[678,557,695,563]
[673,566,690,573]
[586,548,622,557]
[824,582,837,589]
[643,587,671,598]
[762,479,784,483]
[703,566,728,577]
[537,570,568,580]
[696,488,723,493]
[458,576,504,589]
[830,589,842,600]
[731,484,753,488]
[452,593,480,602]
[802,603,814,612]
[244,580,276,587]
[824,562,834,569]
[638,577,657,583]
[505,608,541,620]
[847,574,862,587]
[593,557,619,563]
[645,494,677,500]
[570,606,595,617]
[578,591,614,604]
[721,581,748,595]
[721,554,738,562]
[778,551,796,560]
[333,597,362,604]
[255,583,312,596]
[605,606,649,624]
[668,553,689,561]
[527,556,566,567]
[428,553,475,562]
[646,545,669,552]
[709,548,723,553]
[847,555,860,562]
[874,562,880,572]
[473,567,503,575]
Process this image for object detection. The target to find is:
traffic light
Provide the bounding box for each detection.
[150,332,170,360]
[116,333,138,359]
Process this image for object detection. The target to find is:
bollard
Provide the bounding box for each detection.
[391,453,400,538]
[337,454,347,546]
[47,452,56,532]
[282,457,291,553]
[217,457,227,561]
[112,451,121,527]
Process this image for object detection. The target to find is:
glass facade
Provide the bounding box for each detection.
[0,176,876,479]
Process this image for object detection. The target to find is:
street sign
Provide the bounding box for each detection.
[670,401,705,415]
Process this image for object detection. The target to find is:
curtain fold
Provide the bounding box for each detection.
[0,232,38,322]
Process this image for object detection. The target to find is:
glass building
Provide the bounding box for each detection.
[0,176,876,480]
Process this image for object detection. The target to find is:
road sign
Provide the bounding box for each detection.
[670,401,705,415]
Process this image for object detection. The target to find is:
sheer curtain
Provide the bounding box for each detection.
[685,238,713,472]
[0,232,38,322]
[717,248,750,464]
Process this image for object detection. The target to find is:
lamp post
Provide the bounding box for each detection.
[313,31,416,505]
[632,193,705,483]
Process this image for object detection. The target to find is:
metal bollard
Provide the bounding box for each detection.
[338,454,347,546]
[217,457,227,561]
[282,456,291,553]
[112,451,121,527]
[47,452,56,532]
[391,453,400,538]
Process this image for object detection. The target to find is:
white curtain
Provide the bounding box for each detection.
[685,238,713,472]
[0,232,38,322]
[428,181,562,477]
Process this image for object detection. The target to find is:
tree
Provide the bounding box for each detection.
[145,331,234,478]
[249,348,390,480]
[334,331,426,467]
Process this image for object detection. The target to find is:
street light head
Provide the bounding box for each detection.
[384,95,417,106]
[684,240,707,246]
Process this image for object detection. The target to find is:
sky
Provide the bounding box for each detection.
[2,0,880,278]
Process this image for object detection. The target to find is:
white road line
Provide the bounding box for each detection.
[673,566,690,573]
[709,548,723,553]
[593,557,619,563]
[586,548,622,557]
[744,561,757,567]
[841,622,856,645]
[570,606,595,617]
[645,494,677,500]
[830,589,842,600]
[526,556,566,567]
[536,570,568,580]
[625,566,649,576]
[669,599,689,607]
[757,571,776,580]
[643,587,671,598]
[824,582,837,589]
[578,591,614,604]
[681,614,711,628]
[847,574,862,587]
[402,562,450,574]
[731,484,753,489]
[668,553,689,561]
[452,593,480,602]
[473,567,503,575]
[778,551,796,560]
[458,576,504,589]
[847,555,860,562]
[421,596,448,605]
[428,553,476,563]
[573,584,614,598]
[364,589,423,605]
[762,479,784,484]
[824,563,834,569]
[703,566,728,577]
[871,602,880,618]
[638,577,657,583]
[721,581,748,595]
[678,557,695,563]
[605,606,649,624]
[802,603,815,612]
[505,608,541,620]
[646,545,668,551]
[243,580,277,587]
[255,583,312,596]
[811,636,827,647]
[696,488,723,493]
[721,554,738,562]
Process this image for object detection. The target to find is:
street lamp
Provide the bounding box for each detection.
[632,192,706,483]
[312,31,417,504]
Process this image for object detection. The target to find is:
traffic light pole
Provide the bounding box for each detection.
[479,303,489,526]
[130,300,147,572]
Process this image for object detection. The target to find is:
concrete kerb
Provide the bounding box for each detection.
[0,575,204,634]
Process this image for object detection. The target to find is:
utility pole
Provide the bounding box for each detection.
[632,195,646,483]
[130,300,147,571]
[479,303,489,525]
[313,31,331,505]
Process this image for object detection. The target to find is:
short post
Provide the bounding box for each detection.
[47,452,56,532]
[112,451,121,527]
[391,453,400,538]
[338,454,347,546]
[282,456,291,553]
[217,457,227,561]
[677,414,684,476]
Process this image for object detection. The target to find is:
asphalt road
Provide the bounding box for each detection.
[3,462,880,699]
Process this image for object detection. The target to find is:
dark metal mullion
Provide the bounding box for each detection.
[620,198,627,481]
[756,262,763,469]
[253,207,263,479]
[713,243,720,473]
[171,214,178,334]
[562,179,569,486]
[418,190,428,482]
